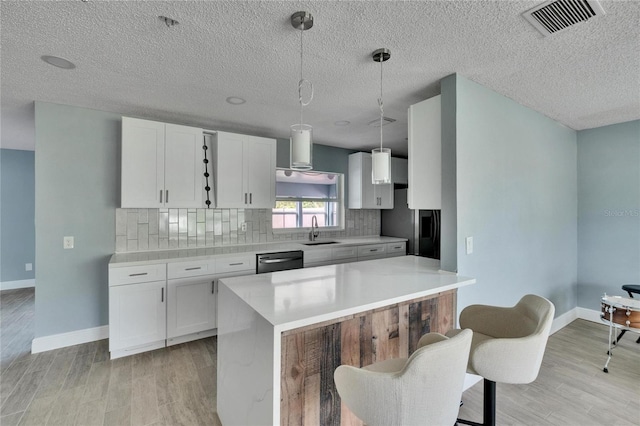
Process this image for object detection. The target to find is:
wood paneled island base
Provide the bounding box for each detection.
[280,290,456,426]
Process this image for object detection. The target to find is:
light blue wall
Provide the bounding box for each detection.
[443,74,578,316]
[0,149,35,282]
[34,102,120,337]
[577,120,640,310]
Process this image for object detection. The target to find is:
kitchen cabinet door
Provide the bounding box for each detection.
[214,131,246,208]
[109,280,166,355]
[121,117,203,208]
[164,123,204,208]
[121,117,165,208]
[348,152,393,209]
[167,275,217,339]
[408,95,441,209]
[244,135,276,208]
[214,131,276,209]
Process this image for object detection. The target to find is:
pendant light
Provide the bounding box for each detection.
[290,11,314,171]
[371,48,391,184]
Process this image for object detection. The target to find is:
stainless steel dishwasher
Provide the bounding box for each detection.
[256,250,304,274]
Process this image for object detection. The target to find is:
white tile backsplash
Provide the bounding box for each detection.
[114,207,381,253]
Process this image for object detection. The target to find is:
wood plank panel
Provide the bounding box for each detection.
[281,290,456,425]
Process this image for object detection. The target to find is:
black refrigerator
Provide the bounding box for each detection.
[380,189,441,259]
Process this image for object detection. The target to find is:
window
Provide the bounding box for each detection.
[272,169,343,230]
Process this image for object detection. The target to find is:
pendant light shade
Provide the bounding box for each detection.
[290,11,314,171]
[290,124,313,169]
[372,147,391,184]
[372,48,391,184]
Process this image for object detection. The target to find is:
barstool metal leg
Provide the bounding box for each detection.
[456,379,496,426]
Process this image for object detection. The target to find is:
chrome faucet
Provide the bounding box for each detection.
[309,215,320,241]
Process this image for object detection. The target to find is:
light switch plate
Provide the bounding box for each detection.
[465,236,473,254]
[63,236,74,249]
[241,222,247,232]
[25,263,33,271]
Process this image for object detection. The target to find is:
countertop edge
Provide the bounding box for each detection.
[108,236,408,267]
[272,278,475,333]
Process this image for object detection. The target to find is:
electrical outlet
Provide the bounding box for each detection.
[465,236,473,255]
[25,263,33,271]
[63,236,74,249]
[241,222,247,232]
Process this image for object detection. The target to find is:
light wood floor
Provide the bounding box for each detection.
[1,288,638,425]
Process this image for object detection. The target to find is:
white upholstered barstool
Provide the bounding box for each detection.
[447,294,555,426]
[333,329,472,426]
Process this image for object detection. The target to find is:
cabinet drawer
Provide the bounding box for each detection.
[386,242,406,255]
[358,244,387,258]
[304,248,333,265]
[109,264,166,286]
[332,246,358,260]
[216,255,256,274]
[167,259,216,279]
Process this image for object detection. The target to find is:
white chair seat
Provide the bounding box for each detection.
[334,329,473,426]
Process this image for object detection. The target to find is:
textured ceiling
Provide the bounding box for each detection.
[1,1,639,154]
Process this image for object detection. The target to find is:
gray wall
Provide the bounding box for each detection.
[35,102,120,337]
[443,74,578,316]
[577,120,640,310]
[1,149,35,282]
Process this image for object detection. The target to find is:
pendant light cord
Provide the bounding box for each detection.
[298,23,313,128]
[379,57,384,150]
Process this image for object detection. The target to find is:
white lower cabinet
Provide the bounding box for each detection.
[109,279,167,359]
[166,275,217,344]
[357,243,388,260]
[386,241,407,257]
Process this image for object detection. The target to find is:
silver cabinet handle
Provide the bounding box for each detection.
[129,272,148,277]
[211,280,215,294]
[249,193,252,204]
[244,193,247,204]
[369,249,378,252]
[185,267,201,271]
[161,287,164,302]
[160,190,163,203]
[228,262,243,266]
[166,190,169,203]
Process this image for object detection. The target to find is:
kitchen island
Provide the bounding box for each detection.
[217,256,475,426]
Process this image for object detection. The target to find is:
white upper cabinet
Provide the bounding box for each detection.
[408,95,441,209]
[348,152,393,209]
[121,117,203,208]
[213,131,276,209]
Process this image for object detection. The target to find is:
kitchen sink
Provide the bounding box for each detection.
[301,241,338,246]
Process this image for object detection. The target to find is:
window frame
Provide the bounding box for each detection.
[272,169,345,234]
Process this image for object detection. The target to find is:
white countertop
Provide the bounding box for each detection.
[219,255,475,332]
[108,236,406,267]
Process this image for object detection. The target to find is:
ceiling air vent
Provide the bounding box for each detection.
[368,117,396,127]
[523,0,605,36]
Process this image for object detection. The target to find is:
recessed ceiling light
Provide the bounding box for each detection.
[41,55,75,70]
[334,120,351,126]
[226,96,246,105]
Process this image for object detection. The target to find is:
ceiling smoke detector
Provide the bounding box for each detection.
[368,117,396,127]
[523,0,605,36]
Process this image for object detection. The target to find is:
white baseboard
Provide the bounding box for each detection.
[0,279,35,291]
[31,325,109,354]
[550,307,579,335]
[576,307,602,323]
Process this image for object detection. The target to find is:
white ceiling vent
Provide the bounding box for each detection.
[523,0,605,36]
[368,117,396,127]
